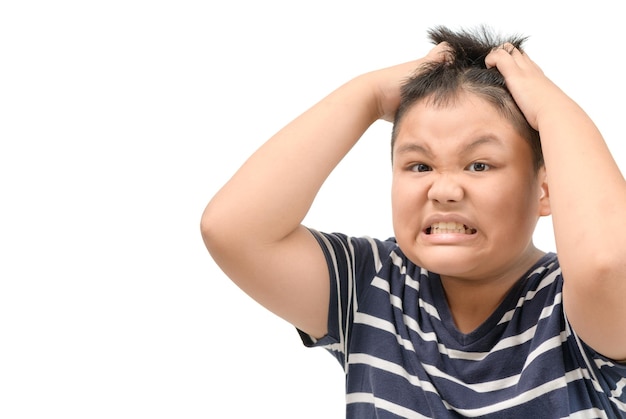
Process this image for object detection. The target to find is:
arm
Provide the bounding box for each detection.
[201,45,450,338]
[486,45,626,361]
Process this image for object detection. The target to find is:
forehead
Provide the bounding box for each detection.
[393,93,525,156]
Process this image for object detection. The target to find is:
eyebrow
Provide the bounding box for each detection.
[462,136,504,153]
[394,143,433,158]
[394,136,504,157]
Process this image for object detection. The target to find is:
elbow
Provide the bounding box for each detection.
[587,245,626,283]
[200,204,231,257]
[200,200,252,261]
[564,250,626,292]
[199,211,213,250]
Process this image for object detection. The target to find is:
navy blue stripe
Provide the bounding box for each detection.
[300,231,626,418]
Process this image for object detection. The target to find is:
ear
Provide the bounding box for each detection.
[537,168,551,217]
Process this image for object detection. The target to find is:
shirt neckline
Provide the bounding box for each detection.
[426,252,555,347]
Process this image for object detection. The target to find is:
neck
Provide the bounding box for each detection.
[440,248,544,334]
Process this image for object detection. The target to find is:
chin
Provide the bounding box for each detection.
[405,246,481,277]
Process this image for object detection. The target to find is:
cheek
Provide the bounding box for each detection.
[482,182,538,228]
[391,178,427,226]
[392,178,418,209]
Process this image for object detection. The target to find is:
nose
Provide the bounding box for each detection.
[427,173,464,203]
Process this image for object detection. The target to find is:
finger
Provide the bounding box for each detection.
[505,43,525,60]
[426,41,452,63]
[502,42,521,55]
[485,43,519,69]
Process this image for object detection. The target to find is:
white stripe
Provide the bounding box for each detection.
[404,271,419,291]
[371,277,440,321]
[369,257,564,362]
[609,380,626,412]
[314,231,348,366]
[358,292,563,363]
[566,310,605,394]
[321,244,622,416]
[371,276,389,292]
[441,324,538,361]
[419,300,441,320]
[349,353,608,417]
[387,252,421,292]
[364,236,383,273]
[344,236,357,372]
[538,291,562,320]
[595,358,615,369]
[349,353,436,393]
[447,369,586,417]
[347,392,431,419]
[611,397,626,413]
[521,331,568,371]
[390,250,406,272]
[440,292,564,361]
[498,268,561,324]
[611,378,626,399]
[420,362,522,393]
[354,313,437,342]
[592,353,626,413]
[321,342,344,353]
[354,312,417,352]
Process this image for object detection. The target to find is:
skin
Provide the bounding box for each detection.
[201,44,453,339]
[202,42,626,361]
[391,93,550,332]
[487,45,626,361]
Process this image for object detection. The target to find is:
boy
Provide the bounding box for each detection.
[201,26,626,417]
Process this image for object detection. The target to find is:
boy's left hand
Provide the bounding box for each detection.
[485,43,565,131]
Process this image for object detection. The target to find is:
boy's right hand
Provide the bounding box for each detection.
[366,42,451,122]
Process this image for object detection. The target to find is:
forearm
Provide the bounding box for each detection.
[486,44,626,358]
[537,91,626,274]
[202,75,379,247]
[540,91,626,360]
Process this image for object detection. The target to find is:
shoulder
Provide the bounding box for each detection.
[523,252,562,293]
[307,229,400,270]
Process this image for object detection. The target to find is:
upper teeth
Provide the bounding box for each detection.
[430,222,475,234]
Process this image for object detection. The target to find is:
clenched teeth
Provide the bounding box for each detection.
[427,221,477,235]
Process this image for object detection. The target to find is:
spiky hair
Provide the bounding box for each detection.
[391,25,543,171]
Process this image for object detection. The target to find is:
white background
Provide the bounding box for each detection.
[1,1,624,418]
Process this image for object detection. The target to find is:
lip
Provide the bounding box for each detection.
[420,214,478,244]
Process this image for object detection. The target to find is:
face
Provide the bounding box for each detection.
[391,93,550,282]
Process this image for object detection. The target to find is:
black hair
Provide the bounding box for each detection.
[391,25,543,172]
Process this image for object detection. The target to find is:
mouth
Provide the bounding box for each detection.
[425,221,477,235]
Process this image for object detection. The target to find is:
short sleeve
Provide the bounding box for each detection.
[297,229,398,369]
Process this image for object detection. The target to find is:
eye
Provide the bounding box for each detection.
[467,162,490,172]
[410,163,432,173]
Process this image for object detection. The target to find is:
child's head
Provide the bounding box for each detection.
[392,25,543,172]
[389,25,551,279]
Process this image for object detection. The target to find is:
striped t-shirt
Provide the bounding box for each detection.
[300,231,626,418]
